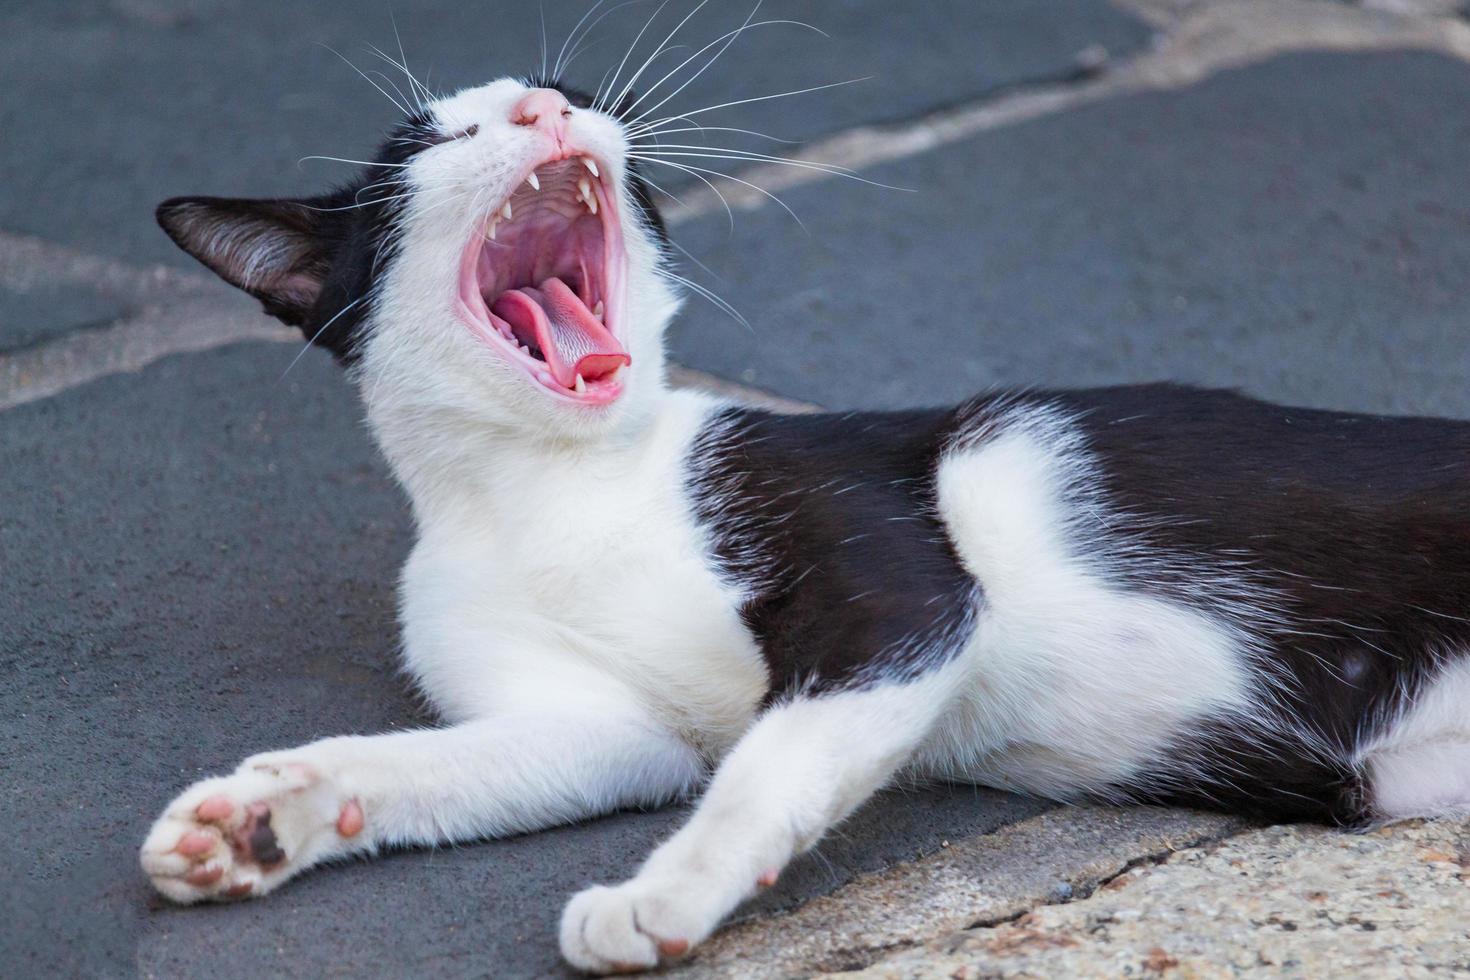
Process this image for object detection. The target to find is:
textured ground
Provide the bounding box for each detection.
[4,0,1470,977]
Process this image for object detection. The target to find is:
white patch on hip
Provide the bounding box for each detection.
[920,404,1261,796]
[1361,655,1470,819]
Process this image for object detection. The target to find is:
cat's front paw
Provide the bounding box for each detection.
[139,756,364,904]
[559,880,710,974]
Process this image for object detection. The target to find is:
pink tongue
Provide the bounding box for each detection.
[490,276,629,388]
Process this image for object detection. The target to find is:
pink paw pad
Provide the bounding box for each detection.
[657,937,690,958]
[756,868,779,889]
[176,831,216,858]
[336,799,364,837]
[195,795,235,822]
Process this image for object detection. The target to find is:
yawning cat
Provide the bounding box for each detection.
[139,71,1470,974]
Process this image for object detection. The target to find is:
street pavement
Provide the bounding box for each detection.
[5,1,1470,977]
[670,48,1470,415]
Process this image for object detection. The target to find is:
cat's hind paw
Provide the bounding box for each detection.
[140,757,363,904]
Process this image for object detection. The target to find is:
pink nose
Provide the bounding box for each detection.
[511,88,571,139]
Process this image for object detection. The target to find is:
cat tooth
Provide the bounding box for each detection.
[593,300,605,320]
[585,193,597,215]
[582,157,599,178]
[577,176,592,204]
[486,218,498,240]
[574,374,587,394]
[501,200,513,221]
[525,172,540,191]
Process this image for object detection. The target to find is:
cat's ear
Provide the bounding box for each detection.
[156,196,334,326]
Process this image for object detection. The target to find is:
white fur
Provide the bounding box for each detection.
[561,662,971,972]
[1361,655,1470,818]
[140,77,1465,973]
[919,406,1261,797]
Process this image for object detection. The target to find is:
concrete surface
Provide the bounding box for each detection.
[842,816,1470,979]
[673,807,1248,978]
[6,0,1470,977]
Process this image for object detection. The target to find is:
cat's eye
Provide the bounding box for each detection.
[424,124,479,147]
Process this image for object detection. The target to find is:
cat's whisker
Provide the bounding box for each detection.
[555,0,648,83]
[617,3,765,122]
[665,235,724,285]
[299,155,417,169]
[625,76,871,134]
[633,124,800,144]
[318,44,412,117]
[659,267,750,332]
[595,0,674,113]
[623,11,830,127]
[636,142,858,173]
[539,1,550,83]
[363,67,420,122]
[632,146,911,192]
[363,42,430,114]
[388,14,432,111]
[633,152,736,232]
[279,295,366,379]
[627,153,806,230]
[603,0,713,118]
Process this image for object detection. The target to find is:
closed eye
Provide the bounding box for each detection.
[424,124,480,146]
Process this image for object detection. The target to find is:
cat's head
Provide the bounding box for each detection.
[159,78,679,445]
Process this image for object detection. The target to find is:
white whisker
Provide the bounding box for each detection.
[299,155,415,169]
[632,146,911,192]
[596,0,673,112]
[604,0,713,117]
[318,44,411,116]
[628,154,805,230]
[280,295,367,378]
[660,268,750,331]
[626,77,871,135]
[633,124,799,144]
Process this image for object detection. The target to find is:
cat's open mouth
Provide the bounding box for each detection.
[456,154,628,405]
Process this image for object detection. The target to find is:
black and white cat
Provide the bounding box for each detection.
[140,76,1470,973]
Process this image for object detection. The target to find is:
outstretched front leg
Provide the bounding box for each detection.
[141,701,703,903]
[559,665,963,974]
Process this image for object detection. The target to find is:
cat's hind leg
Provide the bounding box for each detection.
[558,665,962,974]
[142,707,703,903]
[1362,656,1470,820]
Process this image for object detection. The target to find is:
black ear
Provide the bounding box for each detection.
[156,196,333,326]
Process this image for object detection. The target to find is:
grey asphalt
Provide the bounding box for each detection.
[669,49,1470,417]
[7,2,1470,978]
[0,0,1148,281]
[0,343,1046,977]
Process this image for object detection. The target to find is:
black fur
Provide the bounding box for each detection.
[691,385,1470,823]
[1048,384,1470,821]
[690,406,979,697]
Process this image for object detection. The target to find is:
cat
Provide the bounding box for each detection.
[139,76,1470,974]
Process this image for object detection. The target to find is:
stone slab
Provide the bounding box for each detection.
[844,816,1470,978]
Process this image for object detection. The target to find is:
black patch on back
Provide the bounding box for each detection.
[1037,384,1470,822]
[691,385,1470,824]
[689,407,980,696]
